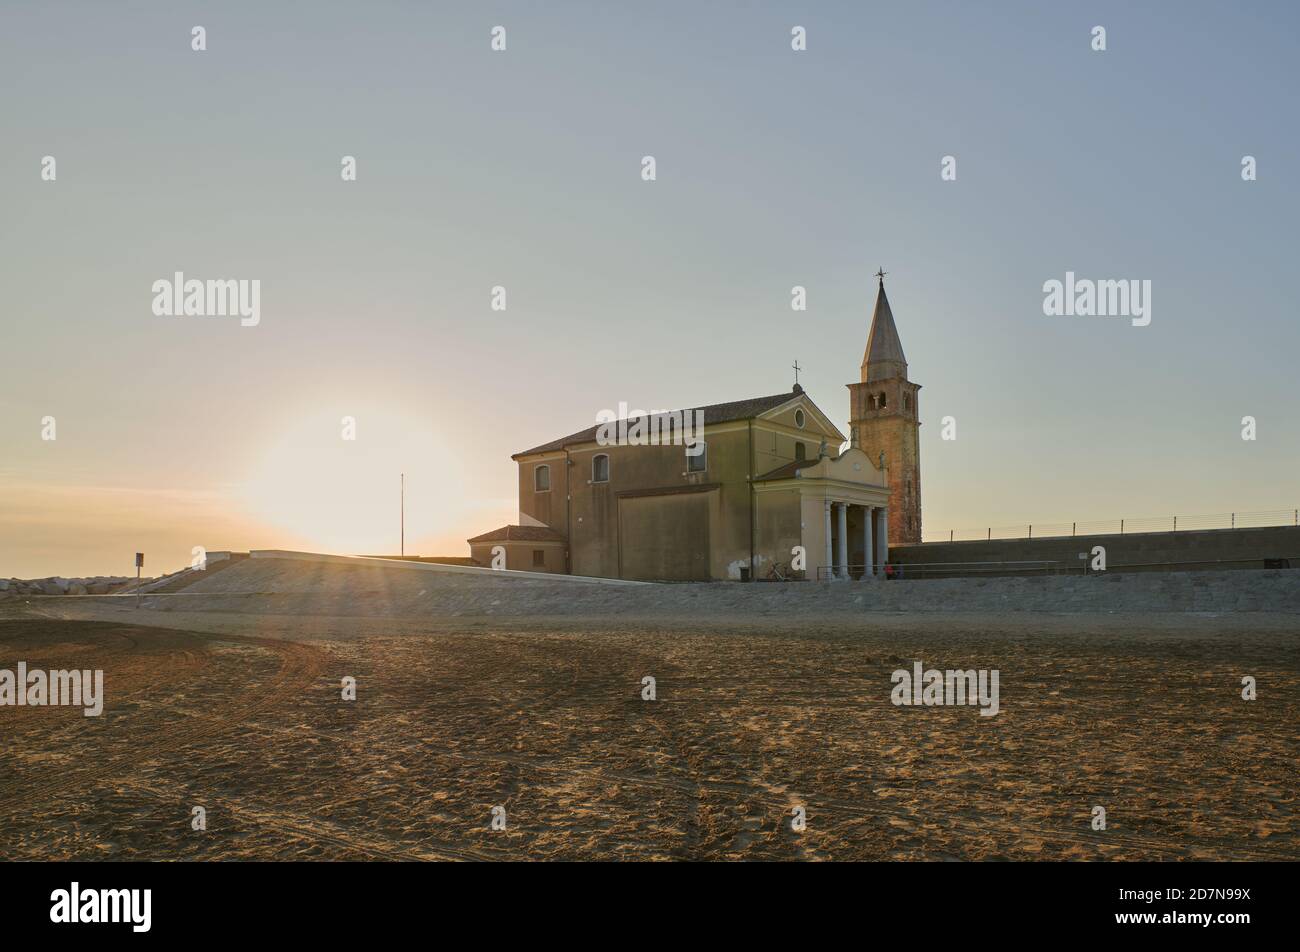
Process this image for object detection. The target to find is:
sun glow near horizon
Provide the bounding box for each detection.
[235,405,473,556]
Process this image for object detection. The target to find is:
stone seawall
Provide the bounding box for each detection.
[891,525,1300,575]
[75,555,1300,617]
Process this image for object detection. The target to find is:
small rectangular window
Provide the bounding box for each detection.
[686,441,707,473]
[534,464,550,492]
[532,549,545,567]
[592,454,610,483]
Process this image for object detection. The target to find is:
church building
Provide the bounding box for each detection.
[468,273,921,581]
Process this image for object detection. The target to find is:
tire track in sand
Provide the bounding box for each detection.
[0,626,328,810]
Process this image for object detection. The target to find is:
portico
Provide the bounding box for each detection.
[822,499,890,579]
[752,445,891,581]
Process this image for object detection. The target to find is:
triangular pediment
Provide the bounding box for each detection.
[757,391,846,443]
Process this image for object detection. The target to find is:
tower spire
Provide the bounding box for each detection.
[861,271,907,383]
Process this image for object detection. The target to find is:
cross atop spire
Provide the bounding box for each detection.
[792,359,801,385]
[876,267,888,285]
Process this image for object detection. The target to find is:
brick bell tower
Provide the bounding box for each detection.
[847,270,921,543]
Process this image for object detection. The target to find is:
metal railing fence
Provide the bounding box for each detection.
[925,508,1300,544]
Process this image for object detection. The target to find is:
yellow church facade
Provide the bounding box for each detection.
[468,276,918,582]
[470,388,897,582]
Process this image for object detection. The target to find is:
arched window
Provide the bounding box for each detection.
[903,392,910,411]
[794,442,806,461]
[879,392,887,409]
[534,464,550,492]
[592,454,610,483]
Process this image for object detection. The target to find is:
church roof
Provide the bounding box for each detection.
[467,524,567,544]
[753,458,823,482]
[512,387,807,458]
[862,278,907,382]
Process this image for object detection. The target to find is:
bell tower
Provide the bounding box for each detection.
[847,270,921,544]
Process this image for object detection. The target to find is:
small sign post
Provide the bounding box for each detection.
[135,552,144,609]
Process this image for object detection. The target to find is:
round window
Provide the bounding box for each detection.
[794,409,806,428]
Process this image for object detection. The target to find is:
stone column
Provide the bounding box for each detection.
[836,502,849,580]
[876,506,890,575]
[823,499,833,581]
[873,506,881,576]
[863,505,874,578]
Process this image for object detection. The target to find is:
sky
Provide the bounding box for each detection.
[2,1,1298,578]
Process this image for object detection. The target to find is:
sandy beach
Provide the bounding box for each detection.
[2,594,1295,861]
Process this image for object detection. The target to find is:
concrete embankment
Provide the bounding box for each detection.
[892,524,1300,575]
[45,552,1299,616]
